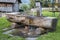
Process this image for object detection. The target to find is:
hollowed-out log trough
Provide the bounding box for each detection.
[6,14,58,37]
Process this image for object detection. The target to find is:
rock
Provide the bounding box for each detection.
[3,29,15,36]
[35,28,45,35]
[11,23,16,28]
[26,37,37,40]
[28,31,36,36]
[3,28,9,31]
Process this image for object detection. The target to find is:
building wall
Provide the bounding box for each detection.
[0,3,13,12]
[13,0,19,12]
[0,0,21,12]
[0,0,16,3]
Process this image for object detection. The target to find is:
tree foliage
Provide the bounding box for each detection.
[29,0,51,7]
[30,0,36,8]
[20,4,30,11]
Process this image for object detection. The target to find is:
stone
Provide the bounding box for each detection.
[35,28,45,35]
[3,28,9,31]
[11,23,16,28]
[26,37,37,40]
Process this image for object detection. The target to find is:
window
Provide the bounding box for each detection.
[7,4,12,7]
[0,3,7,7]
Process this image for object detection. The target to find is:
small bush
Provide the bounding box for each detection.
[0,17,11,30]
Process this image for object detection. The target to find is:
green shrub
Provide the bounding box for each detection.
[0,17,11,30]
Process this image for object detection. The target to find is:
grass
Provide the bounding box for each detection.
[0,17,25,40]
[37,11,60,40]
[0,11,60,40]
[0,17,11,29]
[42,10,60,17]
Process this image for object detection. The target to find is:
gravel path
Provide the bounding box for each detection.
[25,37,37,40]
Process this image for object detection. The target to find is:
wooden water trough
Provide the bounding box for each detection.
[6,14,58,37]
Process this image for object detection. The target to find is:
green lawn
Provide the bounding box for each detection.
[0,11,60,40]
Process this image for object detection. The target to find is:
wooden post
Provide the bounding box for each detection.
[35,1,42,16]
[55,0,58,10]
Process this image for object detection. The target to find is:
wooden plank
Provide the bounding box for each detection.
[48,3,60,6]
[0,3,12,7]
[0,7,13,12]
[0,3,13,12]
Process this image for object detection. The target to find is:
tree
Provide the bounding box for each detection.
[30,0,36,8]
[20,4,30,11]
[29,0,51,7]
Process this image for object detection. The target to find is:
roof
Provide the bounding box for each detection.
[0,0,16,3]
